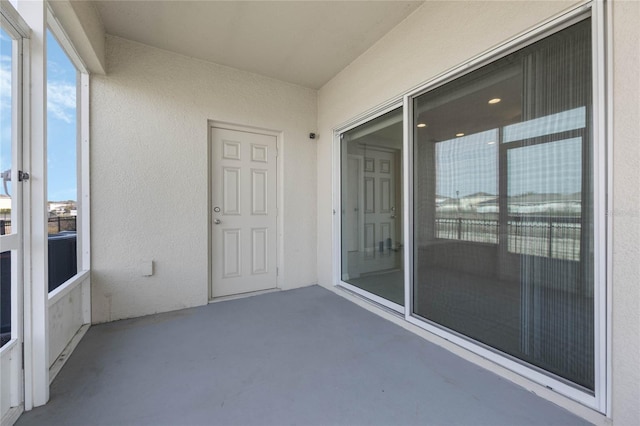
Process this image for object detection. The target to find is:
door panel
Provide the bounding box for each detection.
[340,106,404,308]
[211,128,277,298]
[0,23,24,419]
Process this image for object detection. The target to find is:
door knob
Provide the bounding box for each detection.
[214,219,221,224]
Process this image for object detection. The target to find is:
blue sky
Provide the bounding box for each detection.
[1,27,12,191]
[0,28,77,203]
[46,30,78,202]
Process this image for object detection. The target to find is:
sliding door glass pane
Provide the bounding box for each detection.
[341,108,404,306]
[0,251,11,347]
[413,19,593,390]
[1,27,12,233]
[0,27,13,347]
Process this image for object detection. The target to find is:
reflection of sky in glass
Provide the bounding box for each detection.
[508,137,582,197]
[1,28,12,176]
[47,30,78,202]
[503,107,585,143]
[436,129,498,198]
[435,115,584,199]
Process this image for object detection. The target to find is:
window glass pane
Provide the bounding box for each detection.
[1,27,12,235]
[0,251,11,347]
[47,29,78,292]
[434,129,498,243]
[341,107,405,306]
[1,27,13,347]
[413,19,593,390]
[507,138,582,260]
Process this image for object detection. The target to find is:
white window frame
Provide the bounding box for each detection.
[332,0,610,415]
[332,99,405,314]
[45,4,91,294]
[15,0,92,409]
[0,1,29,422]
[43,0,92,385]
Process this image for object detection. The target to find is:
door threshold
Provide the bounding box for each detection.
[2,404,23,426]
[209,288,280,303]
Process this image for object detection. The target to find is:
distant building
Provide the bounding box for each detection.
[0,195,10,211]
[48,201,77,216]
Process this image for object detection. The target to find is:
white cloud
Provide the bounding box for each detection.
[47,81,76,123]
[0,55,12,110]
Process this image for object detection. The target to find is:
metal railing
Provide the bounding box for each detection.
[435,216,581,261]
[0,216,76,236]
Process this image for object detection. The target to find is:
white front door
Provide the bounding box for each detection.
[210,127,278,298]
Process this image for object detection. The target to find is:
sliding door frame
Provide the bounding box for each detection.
[402,1,606,411]
[333,100,405,314]
[332,0,609,415]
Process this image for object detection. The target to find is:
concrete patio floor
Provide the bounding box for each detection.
[17,285,590,425]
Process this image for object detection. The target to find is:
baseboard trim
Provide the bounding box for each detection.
[49,323,91,384]
[1,404,24,426]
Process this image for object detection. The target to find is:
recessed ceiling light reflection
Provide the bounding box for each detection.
[487,141,496,145]
[417,123,427,128]
[488,98,501,104]
[456,132,465,137]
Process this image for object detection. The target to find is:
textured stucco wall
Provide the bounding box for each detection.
[610,1,640,424]
[317,0,639,423]
[91,36,317,323]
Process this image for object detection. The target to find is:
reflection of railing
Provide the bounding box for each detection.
[508,216,580,260]
[435,216,581,261]
[436,218,499,244]
[0,216,76,235]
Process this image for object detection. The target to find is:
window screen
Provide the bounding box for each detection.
[412,19,594,390]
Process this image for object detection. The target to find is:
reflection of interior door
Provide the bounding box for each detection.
[361,147,400,272]
[210,127,277,298]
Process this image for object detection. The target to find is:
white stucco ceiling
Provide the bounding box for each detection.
[93,1,424,89]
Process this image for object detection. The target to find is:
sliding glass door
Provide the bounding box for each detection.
[411,19,594,390]
[340,107,405,308]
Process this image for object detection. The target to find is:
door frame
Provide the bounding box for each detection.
[0,2,29,422]
[332,101,405,313]
[207,120,282,301]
